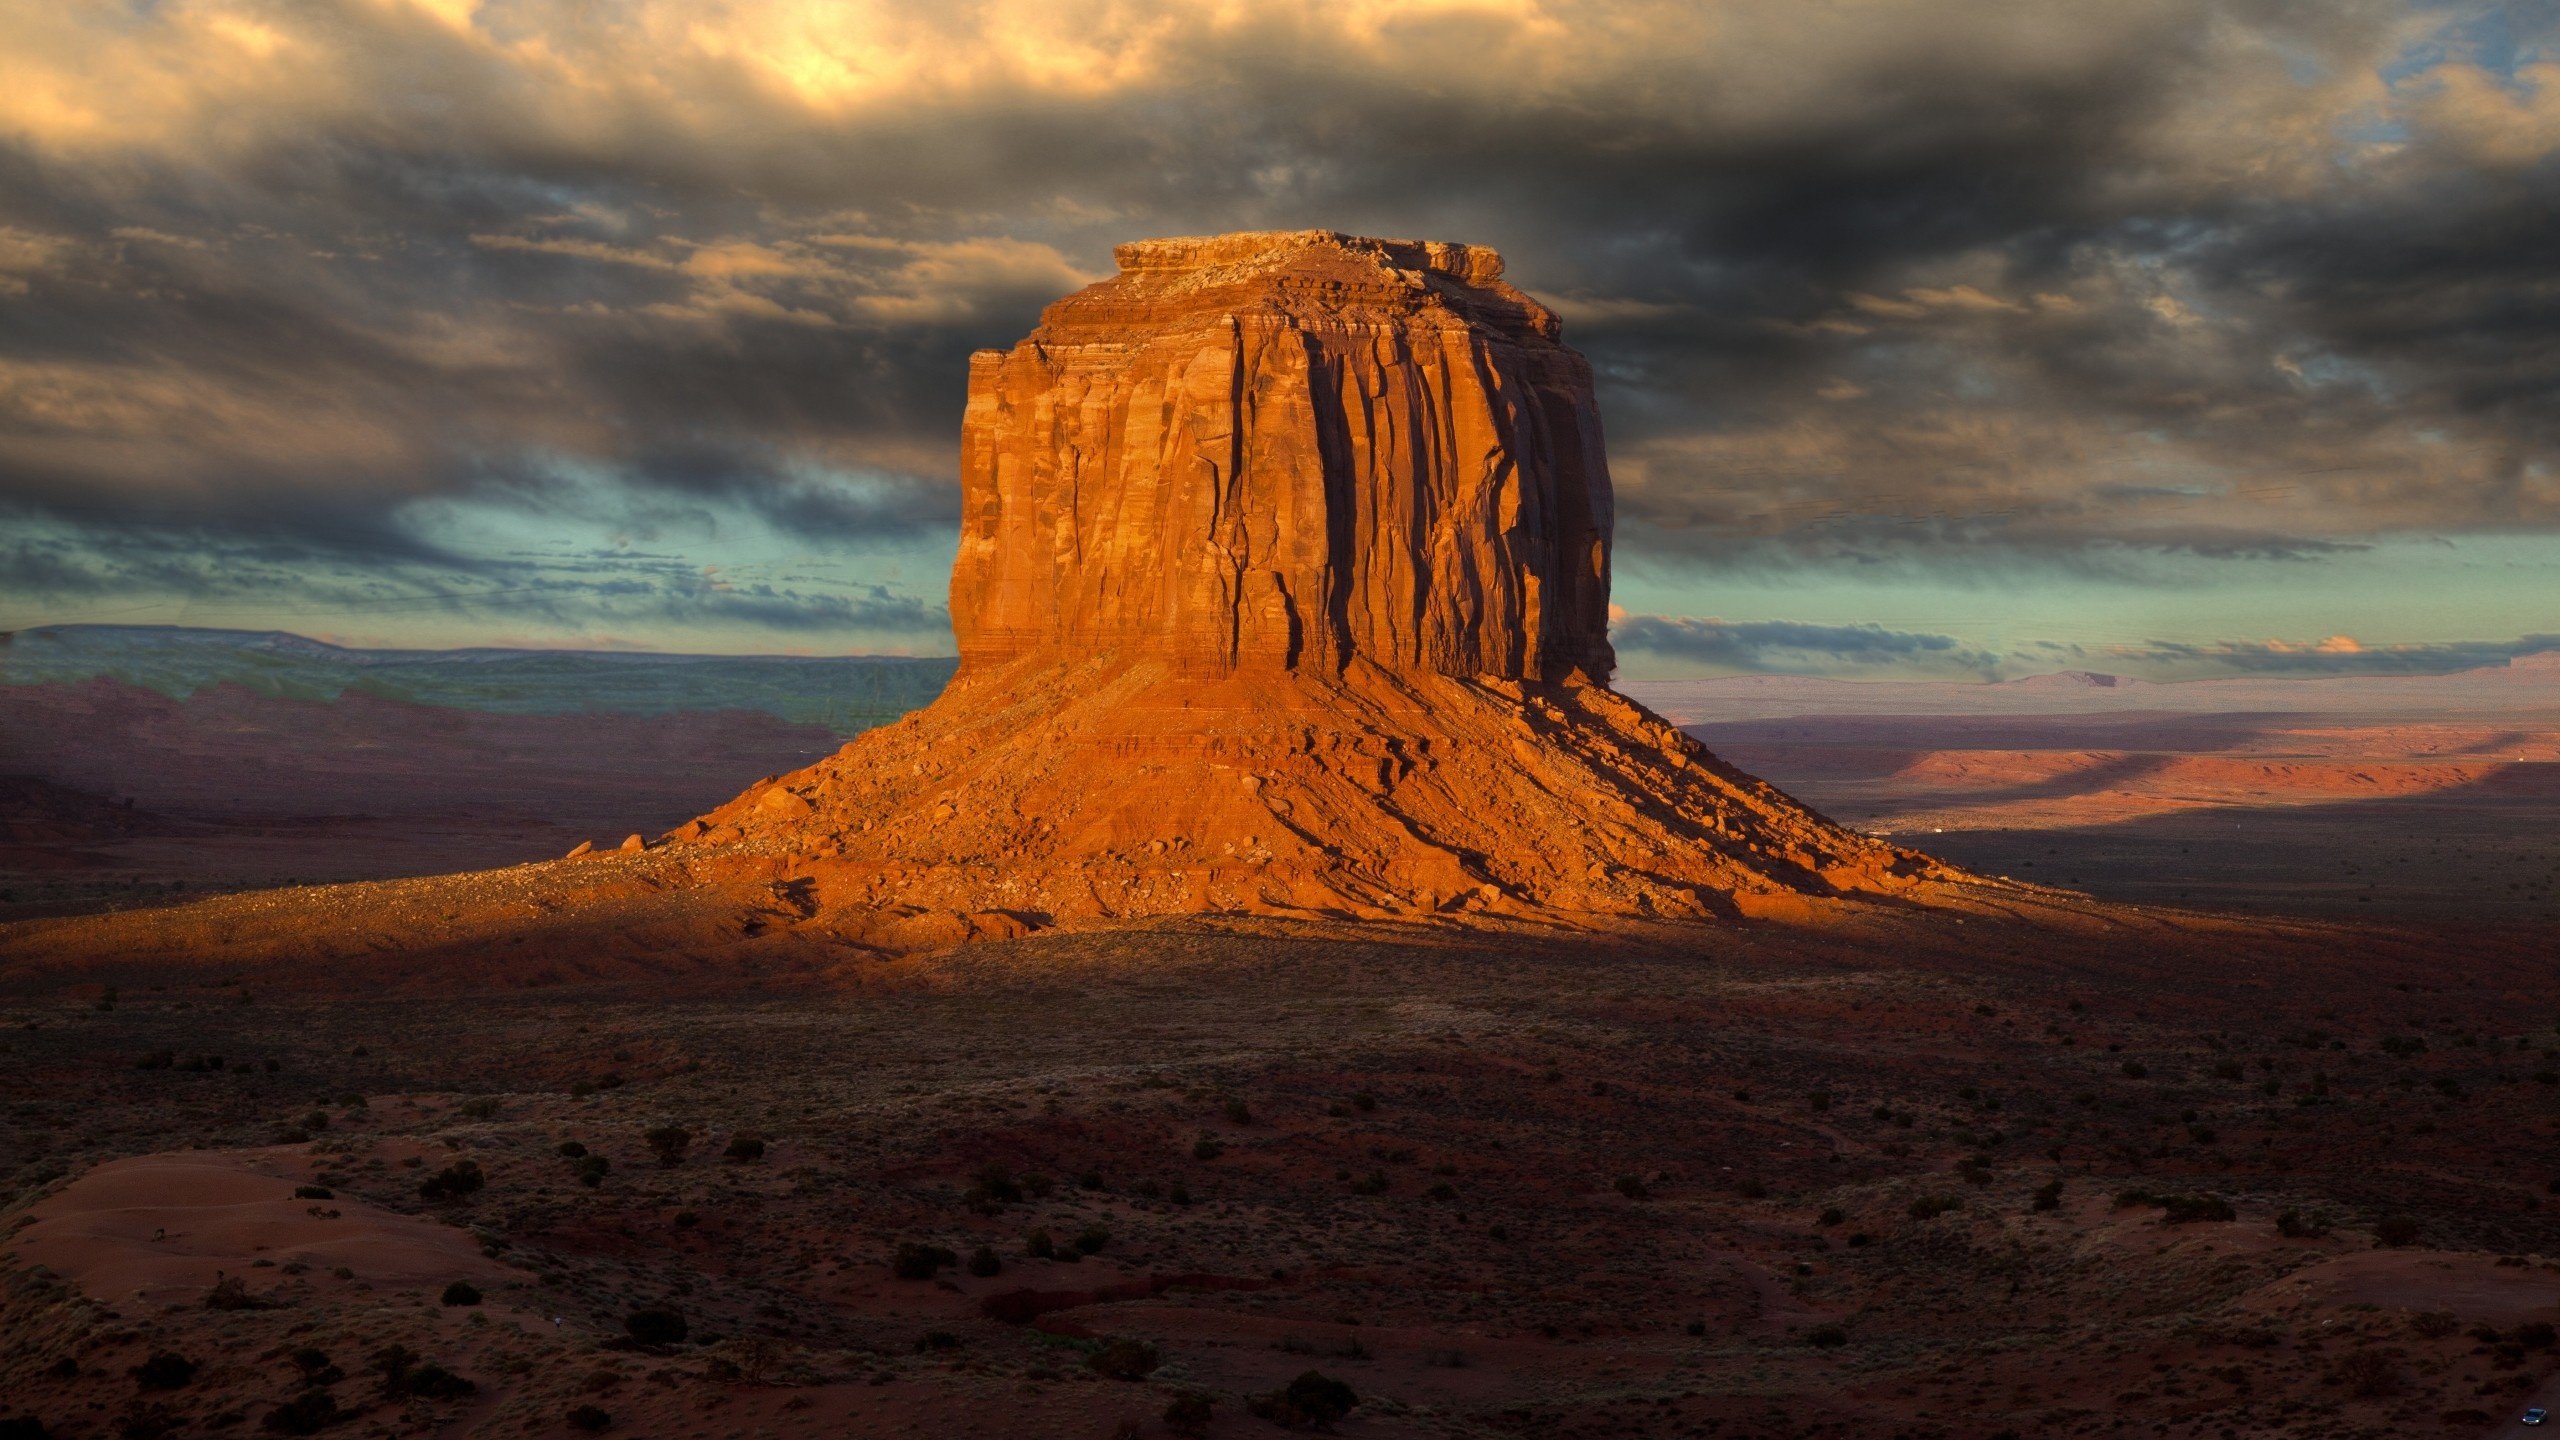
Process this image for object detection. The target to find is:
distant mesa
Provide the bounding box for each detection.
[667,229,1960,944]
[2508,650,2560,672]
[2004,670,2140,689]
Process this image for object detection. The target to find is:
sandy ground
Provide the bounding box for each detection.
[3,670,2555,1436]
[1,909,2555,1439]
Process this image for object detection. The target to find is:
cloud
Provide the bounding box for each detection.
[0,0,2551,647]
[1611,612,2006,678]
[2072,633,2560,676]
[1613,614,2560,680]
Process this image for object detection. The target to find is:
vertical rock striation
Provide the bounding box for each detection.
[951,231,1613,683]
[677,231,1959,947]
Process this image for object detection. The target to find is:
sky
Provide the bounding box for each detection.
[0,0,2554,680]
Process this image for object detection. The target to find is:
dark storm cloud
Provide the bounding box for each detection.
[0,512,944,638]
[0,0,2552,624]
[2070,633,2560,676]
[1616,614,2560,678]
[1613,613,2005,678]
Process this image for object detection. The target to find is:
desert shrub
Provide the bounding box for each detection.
[1351,1091,1377,1112]
[644,1126,691,1167]
[1223,1098,1253,1125]
[573,1155,610,1187]
[1906,1195,1959,1220]
[417,1160,484,1203]
[1425,1182,1456,1201]
[2378,1035,2425,1056]
[1021,1172,1054,1198]
[2275,1207,2332,1239]
[2409,1311,2460,1339]
[1349,1171,1388,1196]
[286,1350,340,1386]
[2114,1188,2159,1209]
[131,1354,196,1391]
[914,1331,960,1352]
[2157,1193,2235,1224]
[1249,1371,1359,1430]
[564,1407,611,1433]
[969,1164,1021,1203]
[1817,1207,1846,1226]
[2373,1215,2421,1248]
[1734,1178,1768,1199]
[1169,1181,1194,1205]
[459,1098,499,1120]
[1802,1324,1849,1349]
[1191,1136,1224,1162]
[967,1245,1002,1278]
[568,1081,597,1099]
[2120,1060,2148,1079]
[893,1243,957,1280]
[1614,1174,1650,1200]
[2031,1179,2064,1212]
[1077,1170,1104,1190]
[1808,1089,1833,1112]
[1073,1224,1110,1255]
[555,1141,586,1158]
[2213,1059,2245,1081]
[372,1347,475,1400]
[2328,1347,2402,1398]
[204,1276,285,1311]
[135,1050,175,1071]
[1025,1228,1055,1259]
[439,1281,481,1307]
[622,1308,689,1346]
[119,1406,188,1440]
[292,1185,333,1201]
[1086,1339,1161,1381]
[1162,1392,1215,1438]
[722,1134,765,1163]
[258,1390,344,1435]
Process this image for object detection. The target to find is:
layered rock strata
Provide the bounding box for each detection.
[667,231,1952,943]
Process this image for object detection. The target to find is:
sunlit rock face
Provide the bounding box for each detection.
[677,233,1958,944]
[950,231,1615,683]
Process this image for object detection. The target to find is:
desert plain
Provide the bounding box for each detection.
[3,634,2556,1440]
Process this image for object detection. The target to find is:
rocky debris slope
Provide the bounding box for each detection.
[672,231,1958,943]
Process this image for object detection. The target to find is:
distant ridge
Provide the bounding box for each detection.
[0,624,957,733]
[2003,670,2139,689]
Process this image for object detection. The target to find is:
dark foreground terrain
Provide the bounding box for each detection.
[2,908,2555,1440]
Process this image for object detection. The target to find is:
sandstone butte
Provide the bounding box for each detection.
[660,230,1967,950]
[0,230,1987,980]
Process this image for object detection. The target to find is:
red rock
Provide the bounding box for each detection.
[951,231,1612,682]
[677,231,1959,939]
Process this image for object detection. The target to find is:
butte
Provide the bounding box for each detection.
[670,230,1961,945]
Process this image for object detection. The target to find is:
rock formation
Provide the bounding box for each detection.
[673,230,1953,944]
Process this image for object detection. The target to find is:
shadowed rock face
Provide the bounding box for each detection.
[951,230,1615,683]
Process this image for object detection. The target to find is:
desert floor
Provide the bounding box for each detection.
[2,676,2555,1439]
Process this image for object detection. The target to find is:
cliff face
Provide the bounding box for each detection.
[950,231,1615,682]
[669,232,1963,948]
